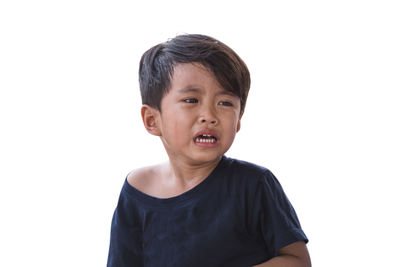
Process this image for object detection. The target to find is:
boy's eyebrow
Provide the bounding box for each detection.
[217,90,237,97]
[178,87,237,97]
[178,87,201,93]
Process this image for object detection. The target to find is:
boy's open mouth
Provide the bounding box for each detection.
[194,134,217,144]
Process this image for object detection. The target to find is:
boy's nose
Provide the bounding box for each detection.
[200,118,217,124]
[198,107,218,125]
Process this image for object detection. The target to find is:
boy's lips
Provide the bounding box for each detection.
[193,129,219,145]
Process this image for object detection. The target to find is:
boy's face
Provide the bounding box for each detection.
[148,63,242,166]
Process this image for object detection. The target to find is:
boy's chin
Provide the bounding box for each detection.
[186,152,225,165]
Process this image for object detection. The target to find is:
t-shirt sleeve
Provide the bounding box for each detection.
[107,184,144,267]
[256,170,308,256]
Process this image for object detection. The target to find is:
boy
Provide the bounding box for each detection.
[107,34,310,266]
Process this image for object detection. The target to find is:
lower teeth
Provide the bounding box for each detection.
[196,138,215,143]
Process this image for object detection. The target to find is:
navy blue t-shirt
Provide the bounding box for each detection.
[107,156,308,266]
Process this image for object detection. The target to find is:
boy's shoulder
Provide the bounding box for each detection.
[126,163,166,197]
[224,156,271,177]
[126,162,190,199]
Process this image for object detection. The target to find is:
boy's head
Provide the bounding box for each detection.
[139,34,251,115]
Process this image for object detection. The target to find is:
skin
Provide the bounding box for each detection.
[253,241,311,267]
[131,63,242,197]
[128,62,311,266]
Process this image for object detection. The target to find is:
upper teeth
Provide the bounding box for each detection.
[195,134,216,143]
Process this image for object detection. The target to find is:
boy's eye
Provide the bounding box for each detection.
[183,98,198,103]
[218,101,233,106]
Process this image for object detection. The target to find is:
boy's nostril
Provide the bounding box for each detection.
[200,119,217,124]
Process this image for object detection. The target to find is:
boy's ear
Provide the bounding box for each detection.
[236,117,241,133]
[141,105,161,136]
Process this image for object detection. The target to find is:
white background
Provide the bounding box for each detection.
[1,0,399,266]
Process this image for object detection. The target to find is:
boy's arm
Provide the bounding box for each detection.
[253,241,311,267]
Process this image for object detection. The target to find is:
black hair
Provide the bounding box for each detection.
[139,34,251,114]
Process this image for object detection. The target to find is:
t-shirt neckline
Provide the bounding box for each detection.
[122,155,228,207]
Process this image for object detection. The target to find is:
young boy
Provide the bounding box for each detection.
[107,34,310,266]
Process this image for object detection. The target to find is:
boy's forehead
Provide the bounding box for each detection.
[172,62,213,80]
[171,63,236,96]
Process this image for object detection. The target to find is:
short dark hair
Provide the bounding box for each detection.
[139,34,251,115]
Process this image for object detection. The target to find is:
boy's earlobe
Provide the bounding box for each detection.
[141,105,161,136]
[236,119,241,133]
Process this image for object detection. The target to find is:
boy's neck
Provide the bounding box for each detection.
[164,156,222,189]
